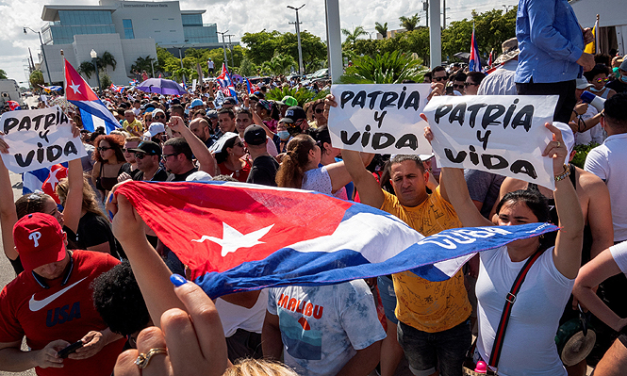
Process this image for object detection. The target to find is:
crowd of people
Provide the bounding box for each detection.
[1,1,627,376]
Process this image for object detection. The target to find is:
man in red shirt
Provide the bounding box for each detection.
[0,213,125,376]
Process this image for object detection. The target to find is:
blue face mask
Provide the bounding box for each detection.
[621,75,627,83]
[278,130,290,141]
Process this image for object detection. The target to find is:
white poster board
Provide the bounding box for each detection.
[328,84,433,155]
[423,95,558,189]
[0,106,86,173]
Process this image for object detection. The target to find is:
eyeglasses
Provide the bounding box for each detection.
[464,82,479,87]
[97,147,112,151]
[153,115,166,120]
[162,153,179,160]
[433,76,447,82]
[134,153,148,159]
[594,77,609,83]
[453,84,465,90]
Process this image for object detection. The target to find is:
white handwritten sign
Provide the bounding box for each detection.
[328,84,433,155]
[0,106,86,173]
[423,95,558,189]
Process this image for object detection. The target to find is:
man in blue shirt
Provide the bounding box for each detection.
[515,0,595,123]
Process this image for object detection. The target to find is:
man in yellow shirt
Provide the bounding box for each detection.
[122,110,144,137]
[343,151,471,376]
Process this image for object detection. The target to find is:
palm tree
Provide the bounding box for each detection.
[339,50,427,84]
[78,62,96,79]
[341,26,368,45]
[399,14,420,31]
[261,54,297,75]
[98,51,117,71]
[130,56,155,76]
[375,22,388,39]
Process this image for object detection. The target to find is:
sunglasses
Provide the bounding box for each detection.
[464,82,479,87]
[433,76,447,82]
[453,84,465,90]
[162,153,179,160]
[594,77,609,83]
[97,147,112,151]
[153,115,166,120]
[314,109,324,114]
[134,153,149,159]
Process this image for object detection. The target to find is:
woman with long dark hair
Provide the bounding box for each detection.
[92,134,126,200]
[213,133,251,183]
[436,123,584,375]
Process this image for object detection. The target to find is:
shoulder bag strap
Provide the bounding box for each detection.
[488,248,544,370]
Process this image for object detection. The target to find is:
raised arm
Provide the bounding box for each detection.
[0,154,17,261]
[573,246,627,332]
[546,123,584,279]
[342,150,384,208]
[169,116,216,176]
[440,167,493,228]
[61,159,83,234]
[325,153,374,194]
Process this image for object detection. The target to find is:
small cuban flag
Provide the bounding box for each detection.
[469,23,482,73]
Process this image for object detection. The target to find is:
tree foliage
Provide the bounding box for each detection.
[241,30,326,74]
[30,70,44,89]
[375,22,388,39]
[340,51,426,84]
[342,26,368,45]
[78,62,96,79]
[0,69,7,79]
[399,14,420,31]
[100,74,112,90]
[261,54,297,76]
[130,56,155,76]
[265,86,328,107]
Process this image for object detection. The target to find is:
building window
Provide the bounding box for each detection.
[123,19,134,39]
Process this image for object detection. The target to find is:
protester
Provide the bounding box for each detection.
[218,108,237,134]
[122,110,143,137]
[464,72,485,96]
[244,125,279,186]
[478,37,519,95]
[92,134,126,201]
[515,0,595,122]
[119,136,142,179]
[606,59,627,94]
[129,141,169,182]
[0,213,126,376]
[190,117,215,148]
[212,133,251,183]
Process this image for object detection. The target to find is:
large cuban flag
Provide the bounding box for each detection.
[64,59,119,134]
[115,181,558,298]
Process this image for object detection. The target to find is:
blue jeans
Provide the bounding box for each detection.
[397,319,471,376]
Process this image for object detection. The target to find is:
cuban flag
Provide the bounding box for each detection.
[217,63,232,88]
[64,59,119,134]
[469,23,482,72]
[129,79,138,86]
[115,181,558,298]
[245,77,253,94]
[41,164,68,204]
[488,49,494,67]
[110,83,124,94]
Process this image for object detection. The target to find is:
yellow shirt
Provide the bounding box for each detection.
[123,119,143,134]
[380,187,471,333]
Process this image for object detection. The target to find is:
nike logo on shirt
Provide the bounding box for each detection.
[29,277,88,312]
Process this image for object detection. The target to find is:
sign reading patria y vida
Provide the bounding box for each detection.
[423,95,558,189]
[0,106,86,173]
[328,84,433,155]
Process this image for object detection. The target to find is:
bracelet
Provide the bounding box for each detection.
[554,164,570,182]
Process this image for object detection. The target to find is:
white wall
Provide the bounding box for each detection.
[121,38,158,78]
[110,1,185,45]
[41,43,75,84]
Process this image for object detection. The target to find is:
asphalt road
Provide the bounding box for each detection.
[0,171,35,376]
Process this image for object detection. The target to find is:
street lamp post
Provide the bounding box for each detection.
[287,4,306,76]
[90,49,101,93]
[226,34,235,68]
[178,47,186,86]
[23,27,52,84]
[217,30,229,69]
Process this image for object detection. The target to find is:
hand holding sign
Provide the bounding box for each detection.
[423,95,559,189]
[328,84,433,155]
[0,106,87,173]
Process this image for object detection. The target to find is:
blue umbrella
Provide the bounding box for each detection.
[136,78,187,96]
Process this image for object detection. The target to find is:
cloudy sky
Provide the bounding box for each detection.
[2,0,519,86]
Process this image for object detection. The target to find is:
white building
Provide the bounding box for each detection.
[39,0,221,86]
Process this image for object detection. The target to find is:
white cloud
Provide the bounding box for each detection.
[1,0,518,86]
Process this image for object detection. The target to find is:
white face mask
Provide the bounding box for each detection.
[589,86,603,92]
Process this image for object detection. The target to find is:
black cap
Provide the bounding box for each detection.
[223,97,237,106]
[130,141,162,156]
[244,125,267,146]
[283,106,307,123]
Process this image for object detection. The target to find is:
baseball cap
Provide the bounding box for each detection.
[244,125,267,146]
[207,110,218,119]
[13,213,66,272]
[190,98,204,108]
[223,97,237,106]
[147,122,166,136]
[152,108,165,118]
[280,96,298,107]
[620,59,627,72]
[209,132,239,154]
[575,78,593,90]
[130,140,162,156]
[283,106,307,123]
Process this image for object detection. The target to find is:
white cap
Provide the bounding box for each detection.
[144,122,166,138]
[553,121,575,163]
[185,171,213,182]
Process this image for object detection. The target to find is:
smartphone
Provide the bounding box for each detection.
[57,340,83,359]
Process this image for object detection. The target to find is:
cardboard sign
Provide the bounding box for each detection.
[0,106,86,173]
[423,95,558,189]
[328,84,433,155]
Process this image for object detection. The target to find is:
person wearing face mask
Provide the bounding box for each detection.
[606,59,627,94]
[585,65,617,100]
[276,119,291,153]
